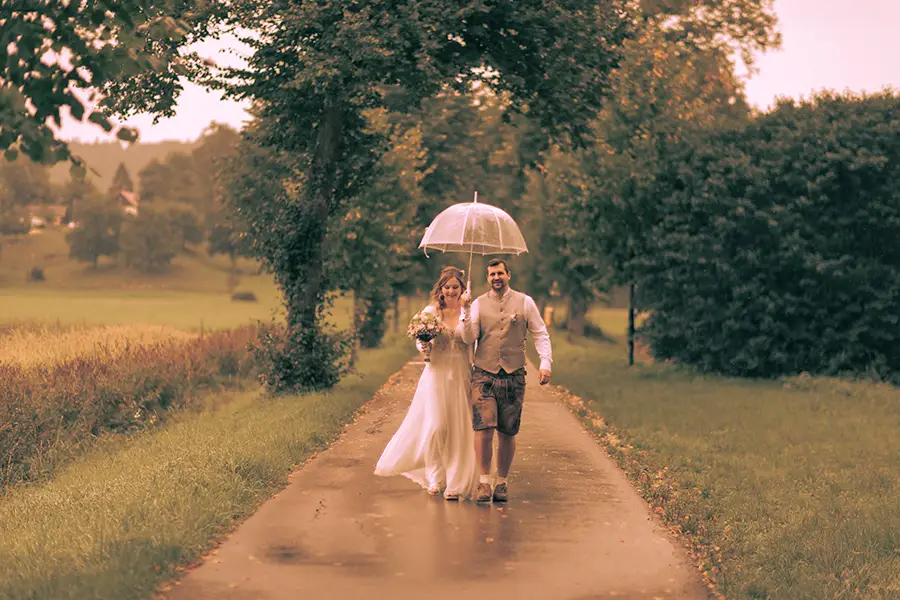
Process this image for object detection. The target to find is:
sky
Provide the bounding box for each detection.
[57,0,900,144]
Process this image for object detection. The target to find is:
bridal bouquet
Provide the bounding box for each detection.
[407,311,443,362]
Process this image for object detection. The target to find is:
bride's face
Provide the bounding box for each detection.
[441,279,464,304]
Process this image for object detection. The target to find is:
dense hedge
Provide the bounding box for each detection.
[0,326,258,487]
[633,92,900,381]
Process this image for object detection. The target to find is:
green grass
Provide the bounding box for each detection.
[546,311,900,599]
[0,287,285,331]
[0,229,422,332]
[0,333,415,600]
[0,228,289,331]
[0,228,265,293]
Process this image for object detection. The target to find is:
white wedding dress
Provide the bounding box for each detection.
[374,306,478,499]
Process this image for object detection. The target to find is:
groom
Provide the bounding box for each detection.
[460,258,552,503]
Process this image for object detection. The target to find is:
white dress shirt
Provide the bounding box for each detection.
[461,288,553,373]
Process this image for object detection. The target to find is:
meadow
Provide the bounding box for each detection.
[0,335,414,600]
[0,229,286,330]
[545,308,900,600]
[0,229,418,599]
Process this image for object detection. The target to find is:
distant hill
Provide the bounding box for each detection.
[49,140,199,193]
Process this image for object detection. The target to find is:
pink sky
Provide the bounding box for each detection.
[58,0,900,143]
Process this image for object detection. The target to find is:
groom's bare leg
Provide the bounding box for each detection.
[475,429,494,475]
[497,432,516,478]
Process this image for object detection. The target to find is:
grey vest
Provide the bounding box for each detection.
[473,289,528,374]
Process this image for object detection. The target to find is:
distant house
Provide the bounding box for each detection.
[117,190,139,216]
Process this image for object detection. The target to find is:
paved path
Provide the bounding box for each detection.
[166,361,710,600]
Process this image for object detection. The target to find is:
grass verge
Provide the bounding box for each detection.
[0,334,415,600]
[544,317,900,600]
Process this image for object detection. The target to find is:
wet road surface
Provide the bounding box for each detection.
[165,361,710,600]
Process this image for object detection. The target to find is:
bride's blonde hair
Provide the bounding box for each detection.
[430,266,467,310]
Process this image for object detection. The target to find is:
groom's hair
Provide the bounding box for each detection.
[486,258,510,274]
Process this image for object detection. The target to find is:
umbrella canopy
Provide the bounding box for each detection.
[418,196,528,257]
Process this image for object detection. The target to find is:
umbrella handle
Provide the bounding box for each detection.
[467,247,474,294]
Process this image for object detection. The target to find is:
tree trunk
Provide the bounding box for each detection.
[288,106,343,331]
[566,294,587,339]
[627,282,636,366]
[393,296,400,334]
[350,289,363,367]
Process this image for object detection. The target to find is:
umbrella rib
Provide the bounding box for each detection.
[461,203,474,246]
[492,207,504,250]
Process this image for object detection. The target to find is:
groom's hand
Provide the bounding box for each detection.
[539,370,551,385]
[460,290,472,308]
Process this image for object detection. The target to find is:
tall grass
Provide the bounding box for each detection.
[0,324,195,369]
[0,335,415,600]
[0,325,258,488]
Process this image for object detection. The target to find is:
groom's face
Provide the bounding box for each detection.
[487,264,510,293]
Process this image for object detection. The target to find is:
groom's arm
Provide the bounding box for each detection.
[523,296,552,383]
[459,297,480,346]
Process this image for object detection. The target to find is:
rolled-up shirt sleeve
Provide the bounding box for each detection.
[460,298,481,346]
[524,296,553,372]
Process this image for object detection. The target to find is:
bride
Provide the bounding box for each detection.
[374,266,478,500]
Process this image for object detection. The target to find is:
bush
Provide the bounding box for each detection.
[252,322,353,394]
[28,267,45,282]
[0,326,258,487]
[633,92,900,382]
[231,290,258,302]
[120,208,179,272]
[0,209,30,235]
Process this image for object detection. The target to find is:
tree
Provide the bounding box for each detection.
[138,153,201,206]
[207,210,249,270]
[66,200,123,268]
[108,162,135,195]
[161,202,204,250]
[544,0,780,360]
[634,92,900,382]
[213,0,633,391]
[120,208,178,272]
[59,173,101,224]
[191,122,241,217]
[519,155,611,338]
[329,108,429,350]
[0,207,29,236]
[0,2,218,168]
[0,157,55,206]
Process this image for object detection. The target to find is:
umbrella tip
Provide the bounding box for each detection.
[473,191,478,203]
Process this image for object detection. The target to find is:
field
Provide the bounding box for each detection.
[0,231,418,599]
[0,229,288,331]
[547,309,900,600]
[0,334,414,600]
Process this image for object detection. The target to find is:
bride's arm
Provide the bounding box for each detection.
[459,297,480,345]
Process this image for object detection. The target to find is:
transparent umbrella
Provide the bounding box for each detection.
[418,192,528,288]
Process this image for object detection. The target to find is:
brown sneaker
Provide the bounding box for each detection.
[492,482,509,502]
[474,483,492,503]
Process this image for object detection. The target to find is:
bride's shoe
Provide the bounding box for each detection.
[426,485,442,496]
[444,493,459,501]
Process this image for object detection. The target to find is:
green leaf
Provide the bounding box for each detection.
[116,127,139,143]
[88,112,113,132]
[66,94,86,121]
[4,148,19,162]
